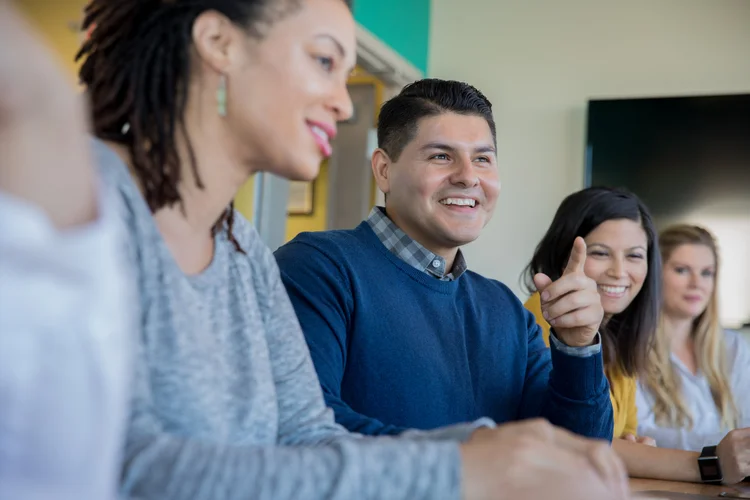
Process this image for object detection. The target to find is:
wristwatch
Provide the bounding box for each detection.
[698,445,723,484]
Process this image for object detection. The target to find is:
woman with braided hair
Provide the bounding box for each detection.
[77,1,629,499]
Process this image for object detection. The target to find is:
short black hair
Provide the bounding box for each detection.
[523,186,661,377]
[377,78,496,161]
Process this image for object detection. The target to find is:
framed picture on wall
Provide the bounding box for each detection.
[287,180,315,215]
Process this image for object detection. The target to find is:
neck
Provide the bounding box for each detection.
[384,205,459,270]
[662,313,694,351]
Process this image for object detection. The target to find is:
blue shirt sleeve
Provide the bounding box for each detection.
[519,309,614,441]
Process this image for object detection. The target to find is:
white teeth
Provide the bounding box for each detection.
[599,285,627,294]
[311,125,328,141]
[440,198,476,207]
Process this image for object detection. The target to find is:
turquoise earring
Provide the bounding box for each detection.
[217,74,227,117]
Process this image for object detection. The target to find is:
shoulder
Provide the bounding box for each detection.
[275,227,368,266]
[608,365,637,396]
[91,138,137,203]
[724,329,750,364]
[226,210,276,273]
[461,270,533,319]
[462,270,516,295]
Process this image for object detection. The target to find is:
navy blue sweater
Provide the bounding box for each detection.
[275,222,613,440]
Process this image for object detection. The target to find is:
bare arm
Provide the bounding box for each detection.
[613,438,701,483]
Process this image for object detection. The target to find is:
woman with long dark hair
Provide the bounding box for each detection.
[524,187,749,484]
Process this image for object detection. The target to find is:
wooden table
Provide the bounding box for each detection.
[631,478,750,498]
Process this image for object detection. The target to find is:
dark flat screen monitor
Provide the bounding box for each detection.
[585,94,750,329]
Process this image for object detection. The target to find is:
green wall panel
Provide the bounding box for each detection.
[354,0,430,74]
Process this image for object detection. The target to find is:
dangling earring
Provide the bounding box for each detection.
[217,74,227,117]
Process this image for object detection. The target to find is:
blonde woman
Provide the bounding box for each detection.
[637,225,750,482]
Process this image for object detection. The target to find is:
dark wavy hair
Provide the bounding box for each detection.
[523,186,661,377]
[77,0,351,251]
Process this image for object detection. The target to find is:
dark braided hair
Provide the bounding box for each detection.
[77,0,336,252]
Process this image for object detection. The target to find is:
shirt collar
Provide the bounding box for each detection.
[366,206,467,281]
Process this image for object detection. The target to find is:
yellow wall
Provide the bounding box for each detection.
[18,0,88,85]
[285,162,329,242]
[234,176,255,222]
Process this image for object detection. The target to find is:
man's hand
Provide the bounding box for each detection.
[460,419,630,500]
[533,237,603,347]
[718,428,750,485]
[0,1,96,229]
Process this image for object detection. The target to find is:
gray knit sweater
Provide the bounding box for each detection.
[94,140,464,500]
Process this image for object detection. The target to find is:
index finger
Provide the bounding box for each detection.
[563,237,587,275]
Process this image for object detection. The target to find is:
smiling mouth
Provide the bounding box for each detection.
[307,122,334,158]
[439,197,478,208]
[598,285,629,297]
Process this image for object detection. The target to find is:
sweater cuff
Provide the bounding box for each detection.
[549,335,607,400]
[549,330,602,357]
[400,418,496,442]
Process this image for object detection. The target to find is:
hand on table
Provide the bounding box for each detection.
[533,237,604,347]
[718,428,750,485]
[460,419,631,500]
[622,433,657,447]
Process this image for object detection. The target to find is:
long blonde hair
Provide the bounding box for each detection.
[643,225,738,430]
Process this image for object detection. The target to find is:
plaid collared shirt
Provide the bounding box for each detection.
[367,207,467,281]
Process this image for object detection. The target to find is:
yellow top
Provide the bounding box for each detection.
[524,292,637,439]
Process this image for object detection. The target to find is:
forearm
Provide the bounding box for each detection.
[123,432,462,500]
[543,343,613,440]
[613,438,701,482]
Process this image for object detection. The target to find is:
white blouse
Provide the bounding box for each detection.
[636,330,750,451]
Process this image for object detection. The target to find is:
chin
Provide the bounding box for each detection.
[601,297,632,315]
[277,154,323,182]
[683,305,708,319]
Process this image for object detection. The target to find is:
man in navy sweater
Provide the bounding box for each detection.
[274,79,614,441]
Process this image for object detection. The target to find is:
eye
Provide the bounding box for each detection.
[475,156,491,163]
[628,253,645,260]
[702,270,715,278]
[430,153,449,161]
[315,55,334,72]
[674,266,688,274]
[589,250,608,257]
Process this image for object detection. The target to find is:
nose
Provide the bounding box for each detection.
[450,156,479,188]
[330,81,354,122]
[608,256,627,278]
[687,271,702,289]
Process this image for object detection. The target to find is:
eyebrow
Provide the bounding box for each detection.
[588,243,647,252]
[315,34,346,58]
[419,142,497,154]
[670,261,715,270]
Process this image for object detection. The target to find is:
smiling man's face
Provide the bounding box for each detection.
[377,112,501,258]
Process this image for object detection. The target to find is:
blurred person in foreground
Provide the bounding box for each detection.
[0,2,131,499]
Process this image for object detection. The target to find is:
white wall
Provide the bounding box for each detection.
[429,0,750,302]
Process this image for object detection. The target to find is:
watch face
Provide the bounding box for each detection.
[701,464,720,477]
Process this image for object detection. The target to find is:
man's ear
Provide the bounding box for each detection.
[371,148,392,197]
